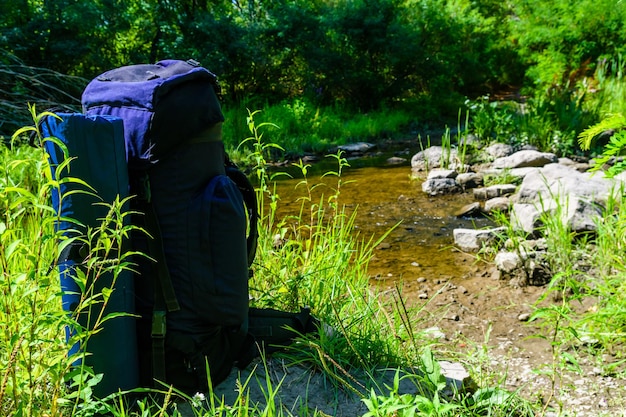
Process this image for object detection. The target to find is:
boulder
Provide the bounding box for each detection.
[456,172,483,190]
[386,156,407,165]
[411,146,460,172]
[484,196,511,213]
[484,143,514,159]
[422,178,460,195]
[455,202,482,218]
[510,163,624,234]
[494,251,521,273]
[337,142,376,153]
[453,227,505,252]
[492,149,558,169]
[473,184,517,200]
[426,169,458,179]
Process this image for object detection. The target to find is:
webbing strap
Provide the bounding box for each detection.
[140,175,180,386]
[146,203,177,385]
[144,203,180,312]
[151,310,167,384]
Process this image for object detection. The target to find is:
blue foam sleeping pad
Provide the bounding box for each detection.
[42,113,138,398]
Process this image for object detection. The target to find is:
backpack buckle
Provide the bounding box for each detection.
[151,310,167,338]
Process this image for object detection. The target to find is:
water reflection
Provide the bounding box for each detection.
[270,161,495,286]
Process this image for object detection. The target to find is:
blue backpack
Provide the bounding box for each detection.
[44,59,317,398]
[82,59,258,393]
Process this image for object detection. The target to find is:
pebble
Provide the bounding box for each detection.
[424,327,446,339]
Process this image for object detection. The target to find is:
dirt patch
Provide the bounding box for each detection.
[369,257,626,417]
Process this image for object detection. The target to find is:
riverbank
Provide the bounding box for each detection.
[266,144,626,416]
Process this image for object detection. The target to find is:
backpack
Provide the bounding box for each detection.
[82,59,258,393]
[43,59,319,398]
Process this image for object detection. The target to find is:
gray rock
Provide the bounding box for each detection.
[411,146,459,171]
[456,172,483,189]
[558,157,590,172]
[422,178,461,195]
[473,184,517,200]
[484,196,511,213]
[455,202,482,218]
[511,163,623,233]
[510,202,546,234]
[440,361,476,394]
[495,245,553,286]
[516,163,615,204]
[453,227,505,252]
[484,143,514,159]
[492,149,558,169]
[427,168,458,179]
[482,166,540,182]
[386,156,407,165]
[495,251,522,273]
[338,142,376,153]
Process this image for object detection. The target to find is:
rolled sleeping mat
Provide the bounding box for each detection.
[42,113,138,398]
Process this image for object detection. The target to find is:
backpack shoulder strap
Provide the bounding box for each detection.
[135,177,181,384]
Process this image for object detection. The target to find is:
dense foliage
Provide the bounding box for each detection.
[2,1,625,131]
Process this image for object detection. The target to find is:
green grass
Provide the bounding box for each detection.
[1,116,71,416]
[222,99,415,160]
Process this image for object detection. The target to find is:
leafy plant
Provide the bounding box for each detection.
[578,113,626,177]
[578,190,626,351]
[440,126,453,170]
[362,349,460,417]
[466,96,517,143]
[243,110,408,374]
[529,273,584,416]
[224,100,414,158]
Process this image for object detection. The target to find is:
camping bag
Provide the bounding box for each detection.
[82,60,254,392]
[42,113,138,398]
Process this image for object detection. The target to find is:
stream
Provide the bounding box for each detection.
[269,152,495,294]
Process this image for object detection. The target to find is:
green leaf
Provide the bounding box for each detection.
[101,286,112,302]
[578,113,626,150]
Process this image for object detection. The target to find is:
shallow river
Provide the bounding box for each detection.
[270,154,495,290]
